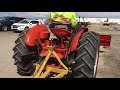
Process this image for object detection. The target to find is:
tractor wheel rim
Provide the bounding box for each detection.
[93,48,99,77]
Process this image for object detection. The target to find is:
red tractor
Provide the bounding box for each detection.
[13,23,111,78]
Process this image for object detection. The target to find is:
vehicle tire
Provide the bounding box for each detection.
[2,25,8,31]
[67,31,100,78]
[13,30,39,76]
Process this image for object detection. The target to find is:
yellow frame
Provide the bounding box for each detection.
[33,46,69,78]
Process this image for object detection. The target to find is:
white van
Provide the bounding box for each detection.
[11,19,42,32]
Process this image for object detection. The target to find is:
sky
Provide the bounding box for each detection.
[0,12,120,19]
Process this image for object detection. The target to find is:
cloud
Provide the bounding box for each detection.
[0,12,50,19]
[16,12,49,17]
[0,12,120,19]
[76,12,120,18]
[12,12,50,19]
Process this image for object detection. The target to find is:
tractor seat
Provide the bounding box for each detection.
[51,28,72,38]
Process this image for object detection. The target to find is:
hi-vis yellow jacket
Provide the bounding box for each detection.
[50,12,77,27]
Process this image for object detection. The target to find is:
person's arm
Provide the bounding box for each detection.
[71,12,77,27]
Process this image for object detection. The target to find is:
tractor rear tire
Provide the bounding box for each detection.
[67,31,100,78]
[13,30,38,76]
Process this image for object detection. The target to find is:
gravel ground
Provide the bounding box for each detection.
[89,24,120,78]
[0,24,120,78]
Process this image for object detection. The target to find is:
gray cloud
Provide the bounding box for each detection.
[76,12,120,18]
[0,12,50,19]
[0,12,120,19]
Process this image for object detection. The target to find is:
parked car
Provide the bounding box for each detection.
[36,19,45,24]
[0,16,26,31]
[11,19,42,32]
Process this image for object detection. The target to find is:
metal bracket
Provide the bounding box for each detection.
[33,45,69,78]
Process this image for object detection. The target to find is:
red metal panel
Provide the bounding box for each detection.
[25,24,50,46]
[100,35,111,48]
[51,28,72,37]
[39,31,50,39]
[70,30,84,52]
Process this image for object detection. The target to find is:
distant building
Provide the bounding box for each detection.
[76,17,120,24]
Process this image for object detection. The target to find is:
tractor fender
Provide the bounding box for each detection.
[25,24,49,46]
[70,30,85,52]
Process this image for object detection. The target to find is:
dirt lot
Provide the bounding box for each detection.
[89,24,120,78]
[0,24,120,78]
